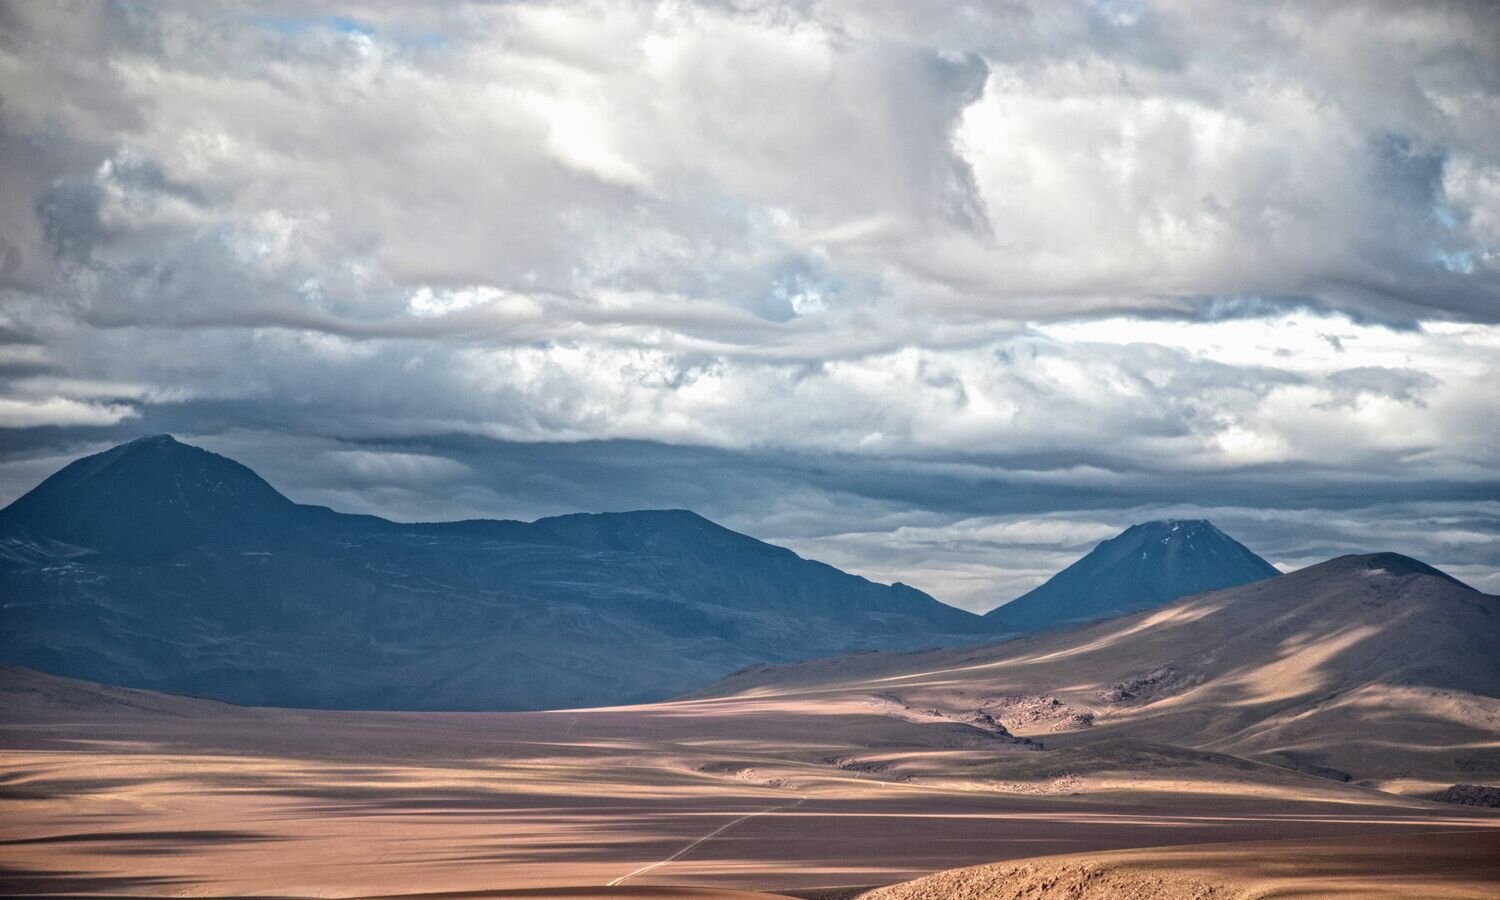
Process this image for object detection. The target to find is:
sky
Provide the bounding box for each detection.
[0,0,1497,608]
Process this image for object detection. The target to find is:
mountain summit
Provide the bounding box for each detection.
[0,435,303,560]
[985,519,1279,632]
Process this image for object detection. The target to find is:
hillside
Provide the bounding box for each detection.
[0,436,999,711]
[706,553,1500,786]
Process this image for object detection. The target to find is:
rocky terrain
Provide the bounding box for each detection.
[858,831,1500,900]
[980,694,1095,732]
[1433,784,1500,808]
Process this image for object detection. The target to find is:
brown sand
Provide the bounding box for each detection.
[3,667,1498,897]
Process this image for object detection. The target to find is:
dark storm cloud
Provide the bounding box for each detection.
[2,407,1496,607]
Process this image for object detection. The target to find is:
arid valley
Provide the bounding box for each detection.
[5,554,1498,898]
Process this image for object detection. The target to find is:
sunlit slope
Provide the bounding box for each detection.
[704,554,1500,784]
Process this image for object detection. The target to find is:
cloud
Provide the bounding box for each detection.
[0,0,1495,605]
[6,1,1498,332]
[0,396,137,428]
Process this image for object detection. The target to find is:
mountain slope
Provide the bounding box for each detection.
[705,553,1500,784]
[986,519,1279,631]
[0,436,999,711]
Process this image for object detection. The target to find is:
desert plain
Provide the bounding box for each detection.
[5,610,1498,899]
[7,552,1500,898]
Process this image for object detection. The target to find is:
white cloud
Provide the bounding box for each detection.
[323,449,472,483]
[406,285,543,319]
[0,396,138,428]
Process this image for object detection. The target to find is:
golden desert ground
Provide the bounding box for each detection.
[4,558,1499,898]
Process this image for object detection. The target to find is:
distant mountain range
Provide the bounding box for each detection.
[986,518,1280,631]
[0,435,1000,710]
[0,435,1300,711]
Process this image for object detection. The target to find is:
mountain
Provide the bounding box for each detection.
[703,552,1500,785]
[0,435,1000,711]
[985,519,1280,631]
[0,434,306,561]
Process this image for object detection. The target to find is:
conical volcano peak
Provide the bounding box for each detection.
[0,435,298,560]
[986,518,1279,631]
[60,434,282,498]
